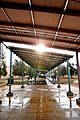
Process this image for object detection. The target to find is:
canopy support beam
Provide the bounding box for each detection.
[67,59,73,97]
[21,60,25,88]
[76,51,80,105]
[6,49,13,97]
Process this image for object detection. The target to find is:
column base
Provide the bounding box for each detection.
[67,91,73,97]
[76,98,80,106]
[6,92,13,97]
[57,84,61,88]
[0,100,2,104]
[21,85,25,88]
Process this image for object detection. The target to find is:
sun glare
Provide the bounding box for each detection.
[36,43,46,53]
[4,42,75,56]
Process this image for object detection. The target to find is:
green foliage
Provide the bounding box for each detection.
[68,63,77,78]
[53,69,57,77]
[0,68,2,77]
[0,61,7,77]
[13,59,28,76]
[58,65,67,77]
[0,43,7,77]
[13,59,20,76]
[52,63,77,78]
[28,66,38,78]
[52,65,67,77]
[2,61,7,76]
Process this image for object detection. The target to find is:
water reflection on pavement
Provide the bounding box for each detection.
[0,80,80,120]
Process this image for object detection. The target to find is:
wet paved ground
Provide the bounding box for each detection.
[0,79,80,120]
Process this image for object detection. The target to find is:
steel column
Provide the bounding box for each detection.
[67,59,73,97]
[76,51,80,104]
[7,49,13,96]
[67,59,71,92]
[21,60,25,88]
[76,51,80,95]
[0,43,1,79]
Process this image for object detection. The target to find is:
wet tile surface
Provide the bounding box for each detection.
[0,80,80,120]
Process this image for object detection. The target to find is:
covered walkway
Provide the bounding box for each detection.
[0,79,80,120]
[0,0,80,119]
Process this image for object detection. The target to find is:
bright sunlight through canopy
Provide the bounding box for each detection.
[36,43,46,53]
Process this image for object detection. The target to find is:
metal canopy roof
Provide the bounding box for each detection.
[0,0,80,52]
[0,0,79,73]
[9,46,73,73]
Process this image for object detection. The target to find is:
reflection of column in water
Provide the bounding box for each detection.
[9,97,11,106]
[69,98,72,119]
[22,97,23,108]
[58,88,60,103]
[20,95,24,108]
[70,98,72,108]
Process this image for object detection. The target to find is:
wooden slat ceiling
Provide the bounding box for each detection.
[0,0,79,72]
[0,0,80,51]
[9,46,73,73]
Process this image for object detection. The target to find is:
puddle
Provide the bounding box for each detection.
[26,89,32,91]
[37,88,48,91]
[66,110,79,118]
[2,96,30,109]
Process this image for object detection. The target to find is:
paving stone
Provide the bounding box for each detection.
[0,81,80,120]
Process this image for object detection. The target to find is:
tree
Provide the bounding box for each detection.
[28,66,33,78]
[0,67,2,78]
[0,61,7,77]
[69,63,77,78]
[53,69,57,77]
[57,65,67,77]
[13,59,28,76]
[13,59,20,76]
[28,66,38,78]
[2,61,7,76]
[0,43,5,78]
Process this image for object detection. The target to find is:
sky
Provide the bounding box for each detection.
[3,42,80,68]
